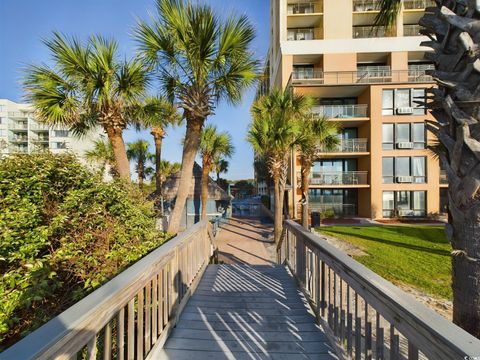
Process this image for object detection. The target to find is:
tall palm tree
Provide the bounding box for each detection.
[135,0,259,234]
[376,1,480,337]
[85,139,117,177]
[199,125,234,220]
[132,96,182,197]
[23,33,149,180]
[248,88,313,243]
[127,140,152,188]
[213,157,230,182]
[297,117,339,229]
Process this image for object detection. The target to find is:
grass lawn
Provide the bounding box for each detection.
[317,225,452,300]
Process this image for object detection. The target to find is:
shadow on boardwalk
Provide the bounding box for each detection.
[216,217,276,265]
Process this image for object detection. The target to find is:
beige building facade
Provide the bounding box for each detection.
[261,0,447,220]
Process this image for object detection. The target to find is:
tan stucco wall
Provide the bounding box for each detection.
[323,0,352,40]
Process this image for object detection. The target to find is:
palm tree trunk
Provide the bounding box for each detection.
[201,159,210,220]
[451,213,480,337]
[167,118,204,234]
[152,130,164,198]
[138,159,144,189]
[301,158,311,229]
[273,176,285,243]
[106,127,130,180]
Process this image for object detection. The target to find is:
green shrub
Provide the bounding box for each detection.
[0,153,166,349]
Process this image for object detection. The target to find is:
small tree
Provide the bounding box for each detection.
[297,116,339,229]
[23,33,149,180]
[85,139,117,177]
[199,125,234,220]
[132,97,182,197]
[213,157,230,182]
[127,140,152,188]
[248,88,313,243]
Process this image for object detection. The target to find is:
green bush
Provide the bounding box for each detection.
[0,153,166,349]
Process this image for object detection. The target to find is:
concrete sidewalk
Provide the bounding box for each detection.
[216,217,275,265]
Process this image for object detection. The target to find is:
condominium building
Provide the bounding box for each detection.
[0,99,103,159]
[260,0,447,219]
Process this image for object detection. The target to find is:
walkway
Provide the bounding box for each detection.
[157,217,338,359]
[216,217,275,265]
[158,264,338,359]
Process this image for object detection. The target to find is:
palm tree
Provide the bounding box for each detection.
[23,33,149,180]
[213,157,230,182]
[376,1,480,337]
[248,88,313,243]
[135,0,259,234]
[199,125,234,220]
[297,117,339,229]
[132,96,182,197]
[127,140,152,188]
[85,139,117,177]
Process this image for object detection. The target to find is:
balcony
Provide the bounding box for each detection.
[30,123,50,131]
[313,104,368,119]
[287,28,318,41]
[317,138,368,153]
[9,135,28,142]
[308,171,369,186]
[353,0,381,12]
[32,137,49,143]
[404,24,423,36]
[287,1,322,14]
[353,25,386,38]
[404,0,435,9]
[291,67,433,86]
[7,111,30,119]
[8,122,28,130]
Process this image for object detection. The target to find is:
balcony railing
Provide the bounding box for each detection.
[9,136,28,142]
[353,26,386,38]
[309,202,357,216]
[30,123,50,131]
[8,122,28,130]
[287,1,321,14]
[404,24,422,36]
[404,0,435,9]
[7,111,30,119]
[317,138,368,153]
[309,171,368,186]
[277,221,480,360]
[287,28,316,41]
[291,68,433,85]
[353,0,381,12]
[313,104,368,119]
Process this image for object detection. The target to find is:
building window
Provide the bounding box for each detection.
[383,191,426,218]
[55,142,67,149]
[382,156,426,183]
[382,88,426,115]
[0,106,4,113]
[309,189,357,216]
[382,123,425,149]
[0,129,5,137]
[54,130,69,137]
[440,189,448,214]
[287,28,314,41]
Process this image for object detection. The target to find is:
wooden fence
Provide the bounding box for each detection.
[277,220,480,360]
[1,220,216,360]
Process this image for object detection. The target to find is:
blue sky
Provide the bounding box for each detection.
[0,0,269,180]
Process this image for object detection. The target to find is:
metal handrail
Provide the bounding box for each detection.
[404,0,435,9]
[404,24,422,36]
[307,171,369,185]
[353,25,386,38]
[313,105,369,118]
[287,28,316,41]
[353,0,381,12]
[277,220,480,360]
[1,221,217,359]
[317,138,368,153]
[287,1,322,14]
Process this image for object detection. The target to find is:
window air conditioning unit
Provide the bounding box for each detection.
[397,176,413,183]
[397,142,414,149]
[396,107,414,115]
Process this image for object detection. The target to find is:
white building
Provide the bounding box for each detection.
[0,99,103,159]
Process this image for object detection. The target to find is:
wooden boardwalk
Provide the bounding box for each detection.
[157,264,338,359]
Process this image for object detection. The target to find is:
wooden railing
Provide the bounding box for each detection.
[277,220,480,360]
[1,220,217,360]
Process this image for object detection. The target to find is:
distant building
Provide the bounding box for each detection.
[162,162,233,230]
[0,99,103,159]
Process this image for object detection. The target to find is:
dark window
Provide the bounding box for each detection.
[383,156,426,183]
[382,157,394,183]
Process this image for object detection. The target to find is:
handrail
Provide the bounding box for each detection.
[1,220,216,360]
[278,220,480,360]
